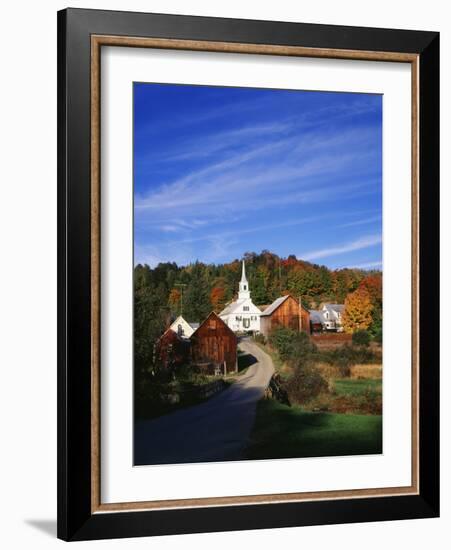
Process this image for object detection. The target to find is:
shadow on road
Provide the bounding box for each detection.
[134,339,275,466]
[237,350,258,372]
[134,365,267,466]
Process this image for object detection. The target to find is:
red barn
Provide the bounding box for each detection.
[191,312,237,375]
[260,294,311,337]
[155,328,191,370]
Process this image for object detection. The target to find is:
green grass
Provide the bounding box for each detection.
[245,398,382,460]
[333,378,382,397]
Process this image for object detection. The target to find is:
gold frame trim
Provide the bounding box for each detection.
[90,35,420,514]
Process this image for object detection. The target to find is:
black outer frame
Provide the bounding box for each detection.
[57,8,439,542]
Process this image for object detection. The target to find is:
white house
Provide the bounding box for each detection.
[321,303,345,331]
[219,261,262,333]
[169,315,200,338]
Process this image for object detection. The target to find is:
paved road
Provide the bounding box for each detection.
[134,339,275,465]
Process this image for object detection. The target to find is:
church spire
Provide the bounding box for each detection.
[240,260,248,283]
[238,260,250,300]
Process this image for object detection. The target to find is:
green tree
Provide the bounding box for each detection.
[183,262,212,322]
[249,266,269,304]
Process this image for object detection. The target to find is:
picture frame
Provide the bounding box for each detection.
[57,7,439,541]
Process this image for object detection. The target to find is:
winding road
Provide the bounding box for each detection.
[134,338,275,465]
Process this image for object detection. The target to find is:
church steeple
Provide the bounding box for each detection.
[238,260,250,300]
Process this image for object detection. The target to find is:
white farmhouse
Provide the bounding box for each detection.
[219,261,261,333]
[169,315,199,338]
[321,303,345,331]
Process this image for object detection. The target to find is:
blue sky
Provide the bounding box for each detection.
[134,83,382,270]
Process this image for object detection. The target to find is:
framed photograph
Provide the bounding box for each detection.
[57,8,439,541]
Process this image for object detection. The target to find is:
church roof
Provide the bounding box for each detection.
[219,299,246,316]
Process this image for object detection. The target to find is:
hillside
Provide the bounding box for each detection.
[134,250,382,373]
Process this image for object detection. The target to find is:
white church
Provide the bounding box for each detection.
[219,261,262,333]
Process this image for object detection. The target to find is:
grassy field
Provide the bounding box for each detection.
[245,398,382,460]
[334,378,382,396]
[303,376,382,415]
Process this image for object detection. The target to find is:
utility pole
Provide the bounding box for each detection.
[175,283,187,315]
[299,295,303,331]
[278,258,282,294]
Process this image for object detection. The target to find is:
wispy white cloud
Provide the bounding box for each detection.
[154,122,292,163]
[337,215,381,228]
[137,92,379,144]
[172,214,333,246]
[300,234,382,262]
[159,225,179,232]
[134,87,382,268]
[135,141,377,223]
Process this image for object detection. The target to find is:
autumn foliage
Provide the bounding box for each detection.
[210,286,227,311]
[358,275,382,307]
[342,288,373,333]
[168,288,181,309]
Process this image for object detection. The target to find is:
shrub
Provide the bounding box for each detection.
[319,344,378,367]
[269,327,317,364]
[337,357,351,378]
[253,332,266,345]
[284,360,328,404]
[372,327,383,343]
[315,362,342,380]
[352,329,371,347]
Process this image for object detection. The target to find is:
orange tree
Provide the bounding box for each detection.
[210,286,226,312]
[168,288,181,314]
[342,288,373,333]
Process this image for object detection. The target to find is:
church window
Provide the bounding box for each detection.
[243,306,249,311]
[243,285,247,290]
[243,318,250,329]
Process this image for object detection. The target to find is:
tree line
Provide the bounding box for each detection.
[134,250,382,375]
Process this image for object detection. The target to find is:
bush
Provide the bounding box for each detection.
[352,330,371,347]
[337,357,351,378]
[268,327,317,364]
[372,328,383,343]
[253,332,266,345]
[284,360,328,404]
[319,344,378,367]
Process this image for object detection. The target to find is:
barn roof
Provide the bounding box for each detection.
[191,311,237,339]
[260,295,290,316]
[309,310,325,323]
